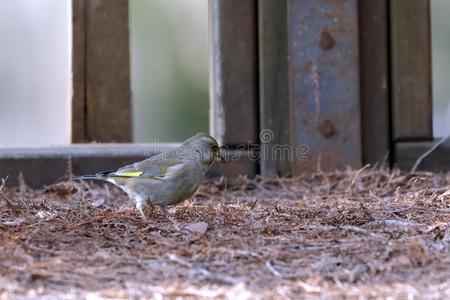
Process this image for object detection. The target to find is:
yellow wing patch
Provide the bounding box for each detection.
[158,165,168,173]
[120,171,144,177]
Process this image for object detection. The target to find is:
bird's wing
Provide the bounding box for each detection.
[98,153,184,180]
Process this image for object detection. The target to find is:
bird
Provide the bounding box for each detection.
[78,133,222,219]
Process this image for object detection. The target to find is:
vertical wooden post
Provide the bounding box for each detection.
[72,0,132,143]
[359,0,391,165]
[390,0,432,141]
[72,0,87,143]
[209,0,259,147]
[258,0,291,177]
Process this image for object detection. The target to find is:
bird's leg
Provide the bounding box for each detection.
[157,205,180,230]
[138,207,147,220]
[136,199,155,220]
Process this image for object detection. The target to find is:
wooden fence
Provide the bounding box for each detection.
[0,0,446,187]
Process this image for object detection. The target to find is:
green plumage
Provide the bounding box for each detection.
[80,133,221,217]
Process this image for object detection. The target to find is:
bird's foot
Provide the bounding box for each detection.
[157,206,180,230]
[137,202,155,220]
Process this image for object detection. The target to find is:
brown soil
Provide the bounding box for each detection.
[1,168,450,299]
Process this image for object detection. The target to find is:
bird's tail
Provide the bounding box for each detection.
[76,169,117,181]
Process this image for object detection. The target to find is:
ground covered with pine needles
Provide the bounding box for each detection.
[1,167,450,299]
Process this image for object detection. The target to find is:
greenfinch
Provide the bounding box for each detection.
[80,133,221,218]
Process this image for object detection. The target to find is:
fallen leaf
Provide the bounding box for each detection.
[2,218,25,226]
[183,221,208,234]
[167,207,177,215]
[35,210,56,220]
[92,198,105,208]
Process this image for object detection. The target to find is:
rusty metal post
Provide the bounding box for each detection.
[287,0,362,174]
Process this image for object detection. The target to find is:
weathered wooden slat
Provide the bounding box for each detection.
[71,0,87,143]
[71,0,132,143]
[209,0,259,146]
[390,0,432,141]
[287,0,362,174]
[0,145,256,188]
[258,0,291,177]
[395,140,450,172]
[359,0,391,165]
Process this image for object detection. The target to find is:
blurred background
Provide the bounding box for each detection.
[0,0,448,146]
[0,0,208,146]
[130,0,208,143]
[0,0,70,146]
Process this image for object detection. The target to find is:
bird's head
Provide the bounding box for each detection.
[179,133,222,166]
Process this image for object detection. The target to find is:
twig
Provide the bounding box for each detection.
[0,176,20,211]
[265,261,283,277]
[17,172,27,204]
[0,193,19,211]
[382,202,418,214]
[438,190,450,201]
[411,135,450,172]
[359,202,375,221]
[168,254,239,285]
[249,198,258,210]
[369,190,383,202]
[0,175,7,192]
[346,164,371,194]
[340,225,369,234]
[66,157,73,181]
[364,219,414,229]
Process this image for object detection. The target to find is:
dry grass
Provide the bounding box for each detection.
[1,167,450,299]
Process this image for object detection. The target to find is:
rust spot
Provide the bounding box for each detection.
[318,120,336,138]
[319,30,335,50]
